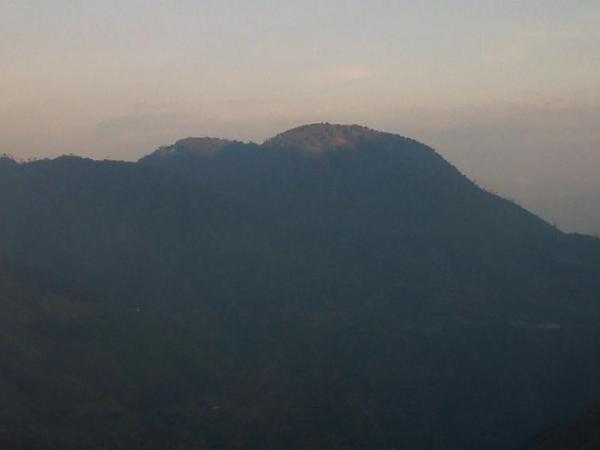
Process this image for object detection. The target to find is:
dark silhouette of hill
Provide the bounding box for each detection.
[0,123,599,449]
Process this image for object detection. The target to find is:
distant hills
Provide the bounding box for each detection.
[0,123,599,449]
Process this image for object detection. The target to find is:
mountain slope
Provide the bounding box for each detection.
[0,261,131,448]
[520,402,600,450]
[141,123,600,323]
[0,124,599,449]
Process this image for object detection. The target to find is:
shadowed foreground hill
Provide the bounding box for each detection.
[520,402,600,450]
[0,124,599,449]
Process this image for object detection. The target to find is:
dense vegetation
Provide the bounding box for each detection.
[1,124,599,449]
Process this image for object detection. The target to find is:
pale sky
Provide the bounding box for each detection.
[1,1,599,233]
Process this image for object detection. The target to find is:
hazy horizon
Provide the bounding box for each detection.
[2,1,599,234]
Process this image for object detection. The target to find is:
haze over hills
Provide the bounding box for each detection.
[0,124,599,449]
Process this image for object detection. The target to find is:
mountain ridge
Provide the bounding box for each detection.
[140,123,435,161]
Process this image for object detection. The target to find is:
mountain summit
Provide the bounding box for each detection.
[263,123,384,152]
[141,123,418,161]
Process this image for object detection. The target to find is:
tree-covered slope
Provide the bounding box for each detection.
[0,124,599,449]
[140,124,600,323]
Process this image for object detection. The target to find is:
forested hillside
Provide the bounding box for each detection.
[0,124,599,449]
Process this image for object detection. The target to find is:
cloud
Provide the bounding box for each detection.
[484,29,586,64]
[305,65,375,84]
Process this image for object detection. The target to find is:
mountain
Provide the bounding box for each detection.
[520,402,600,450]
[0,123,599,449]
[0,261,126,448]
[140,124,600,323]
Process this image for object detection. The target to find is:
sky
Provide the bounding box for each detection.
[1,0,599,234]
